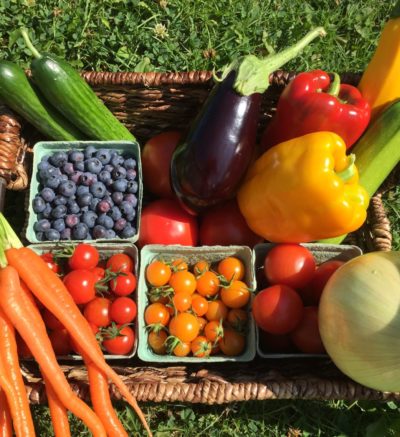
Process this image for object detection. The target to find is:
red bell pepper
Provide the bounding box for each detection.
[260,70,371,151]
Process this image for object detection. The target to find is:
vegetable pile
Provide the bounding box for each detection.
[144,256,251,358]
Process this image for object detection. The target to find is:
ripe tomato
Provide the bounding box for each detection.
[148,330,168,355]
[173,341,191,357]
[258,331,295,353]
[204,320,224,343]
[139,199,198,247]
[172,292,192,312]
[192,295,208,316]
[69,244,99,271]
[110,297,137,324]
[171,258,188,272]
[197,317,207,333]
[194,260,209,276]
[42,308,64,330]
[219,329,245,356]
[141,131,182,198]
[91,267,105,283]
[144,303,170,327]
[83,297,112,327]
[227,309,248,331]
[191,336,212,357]
[40,253,60,273]
[252,285,304,335]
[169,313,200,343]
[110,272,137,296]
[103,325,135,355]
[146,260,171,287]
[63,269,96,305]
[220,280,250,309]
[169,271,196,294]
[196,271,220,298]
[290,307,325,354]
[218,257,245,281]
[205,300,228,322]
[264,244,316,289]
[106,253,134,273]
[199,199,263,247]
[49,329,72,356]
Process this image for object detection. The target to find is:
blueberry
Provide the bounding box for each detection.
[103,194,114,207]
[53,195,67,206]
[77,192,93,207]
[111,191,123,205]
[40,187,55,203]
[98,170,111,185]
[95,149,111,165]
[32,196,46,213]
[104,164,114,173]
[109,206,122,221]
[112,179,127,193]
[60,228,72,240]
[38,160,51,172]
[112,166,127,180]
[76,185,90,196]
[65,214,80,228]
[114,218,127,232]
[52,218,66,233]
[106,229,116,239]
[34,219,51,232]
[62,162,75,175]
[124,212,136,223]
[49,151,68,168]
[45,174,61,190]
[68,150,84,163]
[45,229,61,241]
[82,211,97,228]
[110,154,124,167]
[72,223,89,240]
[97,200,111,213]
[69,171,83,184]
[90,181,107,198]
[125,169,137,181]
[39,203,52,219]
[85,158,102,174]
[58,181,77,197]
[123,158,136,170]
[74,161,85,172]
[80,206,90,214]
[120,201,134,217]
[90,197,101,212]
[124,194,138,207]
[120,225,136,238]
[60,174,69,182]
[93,225,107,239]
[97,214,114,230]
[39,166,61,182]
[80,172,96,186]
[67,200,80,214]
[35,231,44,241]
[52,205,67,219]
[126,180,138,194]
[41,154,51,162]
[84,145,97,159]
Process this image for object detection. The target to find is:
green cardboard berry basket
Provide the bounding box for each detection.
[25,140,142,245]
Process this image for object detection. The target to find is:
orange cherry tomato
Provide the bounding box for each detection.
[205,300,228,322]
[196,271,220,298]
[144,303,170,326]
[148,330,168,355]
[217,257,245,281]
[220,280,250,309]
[169,271,197,294]
[219,329,245,356]
[194,260,210,276]
[171,258,189,272]
[172,292,192,312]
[146,261,171,287]
[192,295,209,316]
[173,342,191,357]
[204,320,224,343]
[191,336,212,357]
[227,309,248,331]
[169,313,200,343]
[197,317,207,333]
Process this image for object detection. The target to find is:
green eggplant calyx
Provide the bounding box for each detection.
[20,28,42,59]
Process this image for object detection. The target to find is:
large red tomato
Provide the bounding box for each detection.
[290,306,325,354]
[141,131,182,198]
[139,199,198,247]
[199,199,263,247]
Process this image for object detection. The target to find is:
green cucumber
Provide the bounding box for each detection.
[0,61,84,141]
[321,99,400,245]
[21,29,136,142]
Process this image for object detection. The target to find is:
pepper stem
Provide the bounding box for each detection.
[336,154,357,182]
[20,28,42,59]
[327,73,341,97]
[233,27,326,96]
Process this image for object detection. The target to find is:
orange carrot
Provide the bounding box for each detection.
[0,306,35,437]
[0,389,12,437]
[42,374,71,437]
[6,247,151,436]
[0,266,107,437]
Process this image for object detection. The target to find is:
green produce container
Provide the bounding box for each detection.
[254,243,363,359]
[26,140,142,244]
[137,244,257,363]
[28,241,139,361]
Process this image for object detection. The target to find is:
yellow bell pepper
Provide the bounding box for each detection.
[237,132,369,243]
[358,1,400,119]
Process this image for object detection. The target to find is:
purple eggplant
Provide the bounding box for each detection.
[171,27,326,215]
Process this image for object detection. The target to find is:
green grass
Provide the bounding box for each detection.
[2,0,400,436]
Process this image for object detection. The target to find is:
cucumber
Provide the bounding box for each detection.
[21,29,136,142]
[0,61,85,141]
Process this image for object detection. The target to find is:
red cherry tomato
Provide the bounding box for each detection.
[110,297,137,324]
[141,131,182,198]
[264,244,316,289]
[199,199,263,247]
[42,309,64,330]
[49,329,72,356]
[68,244,99,270]
[290,307,326,354]
[63,269,96,305]
[40,253,60,273]
[252,285,304,334]
[102,325,135,355]
[91,267,106,283]
[106,254,134,273]
[139,199,198,247]
[83,297,112,327]
[110,272,137,296]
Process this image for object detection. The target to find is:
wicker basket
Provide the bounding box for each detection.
[2,70,400,404]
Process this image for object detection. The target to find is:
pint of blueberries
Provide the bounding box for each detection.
[32,146,139,241]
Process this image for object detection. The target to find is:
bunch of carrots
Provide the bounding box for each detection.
[0,213,151,437]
